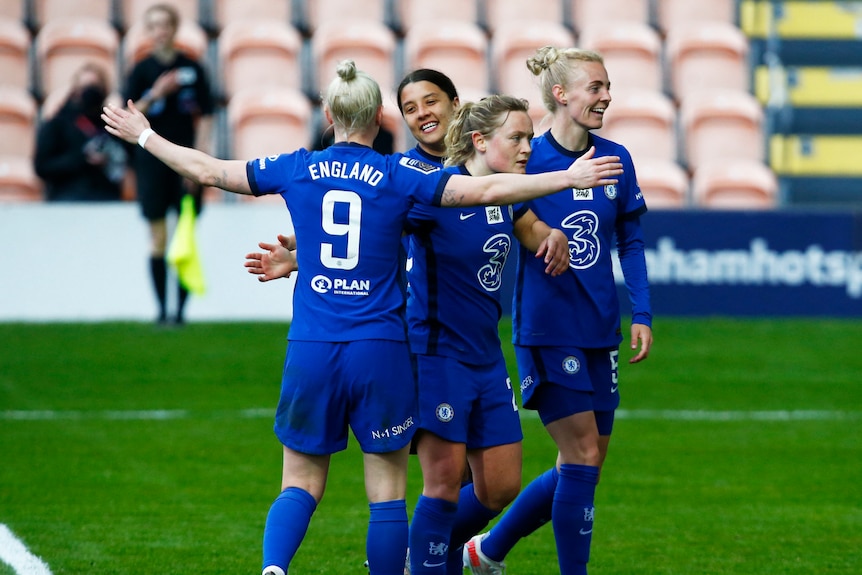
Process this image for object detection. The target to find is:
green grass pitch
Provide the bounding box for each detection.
[1,318,860,574]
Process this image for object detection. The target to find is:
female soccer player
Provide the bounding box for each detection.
[404,95,570,575]
[102,60,623,575]
[463,47,653,575]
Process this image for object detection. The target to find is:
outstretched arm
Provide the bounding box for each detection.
[102,101,252,195]
[441,146,622,207]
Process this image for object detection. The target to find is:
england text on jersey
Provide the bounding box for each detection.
[307,160,384,186]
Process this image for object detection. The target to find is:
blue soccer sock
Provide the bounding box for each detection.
[480,466,558,562]
[261,487,317,574]
[408,495,458,574]
[367,499,409,575]
[445,484,500,574]
[553,463,599,575]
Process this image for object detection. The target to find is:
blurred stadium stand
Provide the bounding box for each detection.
[742,0,862,206]
[4,0,861,209]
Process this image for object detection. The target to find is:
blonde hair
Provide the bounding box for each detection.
[144,3,180,28]
[323,60,382,137]
[443,95,530,167]
[526,46,604,113]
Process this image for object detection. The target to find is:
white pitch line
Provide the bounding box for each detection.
[0,408,858,422]
[0,525,52,575]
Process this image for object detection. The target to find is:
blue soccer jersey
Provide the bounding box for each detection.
[246,143,449,342]
[406,165,529,361]
[513,132,651,348]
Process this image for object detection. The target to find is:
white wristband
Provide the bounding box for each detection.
[138,128,155,149]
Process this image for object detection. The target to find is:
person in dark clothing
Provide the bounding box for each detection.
[34,62,127,202]
[123,2,214,325]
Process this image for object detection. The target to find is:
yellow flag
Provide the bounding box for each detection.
[167,194,205,295]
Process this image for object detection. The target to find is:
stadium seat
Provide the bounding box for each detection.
[403,20,490,95]
[122,17,207,68]
[301,0,388,32]
[680,89,764,172]
[578,21,663,95]
[483,0,564,34]
[596,89,677,163]
[310,19,397,97]
[0,17,31,91]
[741,0,862,40]
[490,20,576,102]
[397,0,480,32]
[0,86,37,159]
[692,159,778,209]
[210,0,292,31]
[634,158,690,209]
[656,0,737,34]
[218,20,303,100]
[770,134,862,178]
[119,0,200,30]
[35,17,120,99]
[0,1,24,22]
[31,0,113,29]
[569,0,649,33]
[0,155,42,202]
[665,21,750,103]
[227,87,312,160]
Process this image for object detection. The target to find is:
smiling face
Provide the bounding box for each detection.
[398,80,459,156]
[558,60,612,132]
[480,110,534,175]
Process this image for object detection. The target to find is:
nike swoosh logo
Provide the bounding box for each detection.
[610,385,618,393]
[423,560,447,567]
[459,213,476,220]
[579,528,592,535]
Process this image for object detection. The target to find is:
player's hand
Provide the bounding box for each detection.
[535,228,569,276]
[102,100,151,145]
[566,146,623,189]
[629,323,653,364]
[244,239,297,281]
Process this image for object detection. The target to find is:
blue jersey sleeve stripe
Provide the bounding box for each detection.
[245,160,261,196]
[432,172,453,206]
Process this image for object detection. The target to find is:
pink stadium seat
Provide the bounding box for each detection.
[656,0,737,34]
[665,21,750,103]
[123,17,207,68]
[35,18,119,98]
[680,89,764,172]
[210,0,292,31]
[0,87,37,159]
[692,159,778,209]
[0,1,24,21]
[578,21,663,95]
[597,89,677,163]
[32,0,113,29]
[218,20,302,99]
[302,0,387,32]
[491,20,576,102]
[120,0,200,29]
[398,0,480,32]
[311,19,397,97]
[569,0,648,33]
[634,158,689,209]
[0,17,31,91]
[484,0,564,34]
[0,155,42,202]
[227,87,312,160]
[404,20,490,95]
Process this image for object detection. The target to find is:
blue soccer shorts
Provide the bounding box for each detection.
[274,339,418,455]
[415,353,522,449]
[515,345,620,435]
